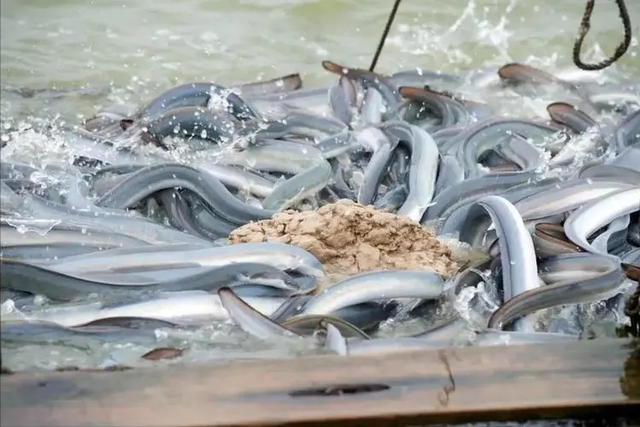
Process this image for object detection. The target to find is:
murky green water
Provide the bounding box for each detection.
[1,0,638,123]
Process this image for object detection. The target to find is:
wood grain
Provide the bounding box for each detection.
[2,339,640,427]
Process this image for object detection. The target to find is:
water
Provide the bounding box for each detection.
[1,0,638,125]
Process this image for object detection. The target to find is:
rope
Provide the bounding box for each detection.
[573,0,633,71]
[369,0,403,72]
[370,0,632,74]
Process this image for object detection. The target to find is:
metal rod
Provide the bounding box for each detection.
[369,0,403,72]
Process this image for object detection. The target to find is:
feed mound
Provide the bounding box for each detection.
[229,199,461,286]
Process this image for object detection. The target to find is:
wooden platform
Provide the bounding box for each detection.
[2,338,640,427]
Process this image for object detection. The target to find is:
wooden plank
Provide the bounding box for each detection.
[2,339,639,427]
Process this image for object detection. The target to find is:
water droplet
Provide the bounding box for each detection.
[1,300,16,315]
[34,295,48,306]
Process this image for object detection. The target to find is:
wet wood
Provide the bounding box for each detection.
[2,339,639,427]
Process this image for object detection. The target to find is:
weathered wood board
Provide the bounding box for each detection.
[2,339,639,427]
